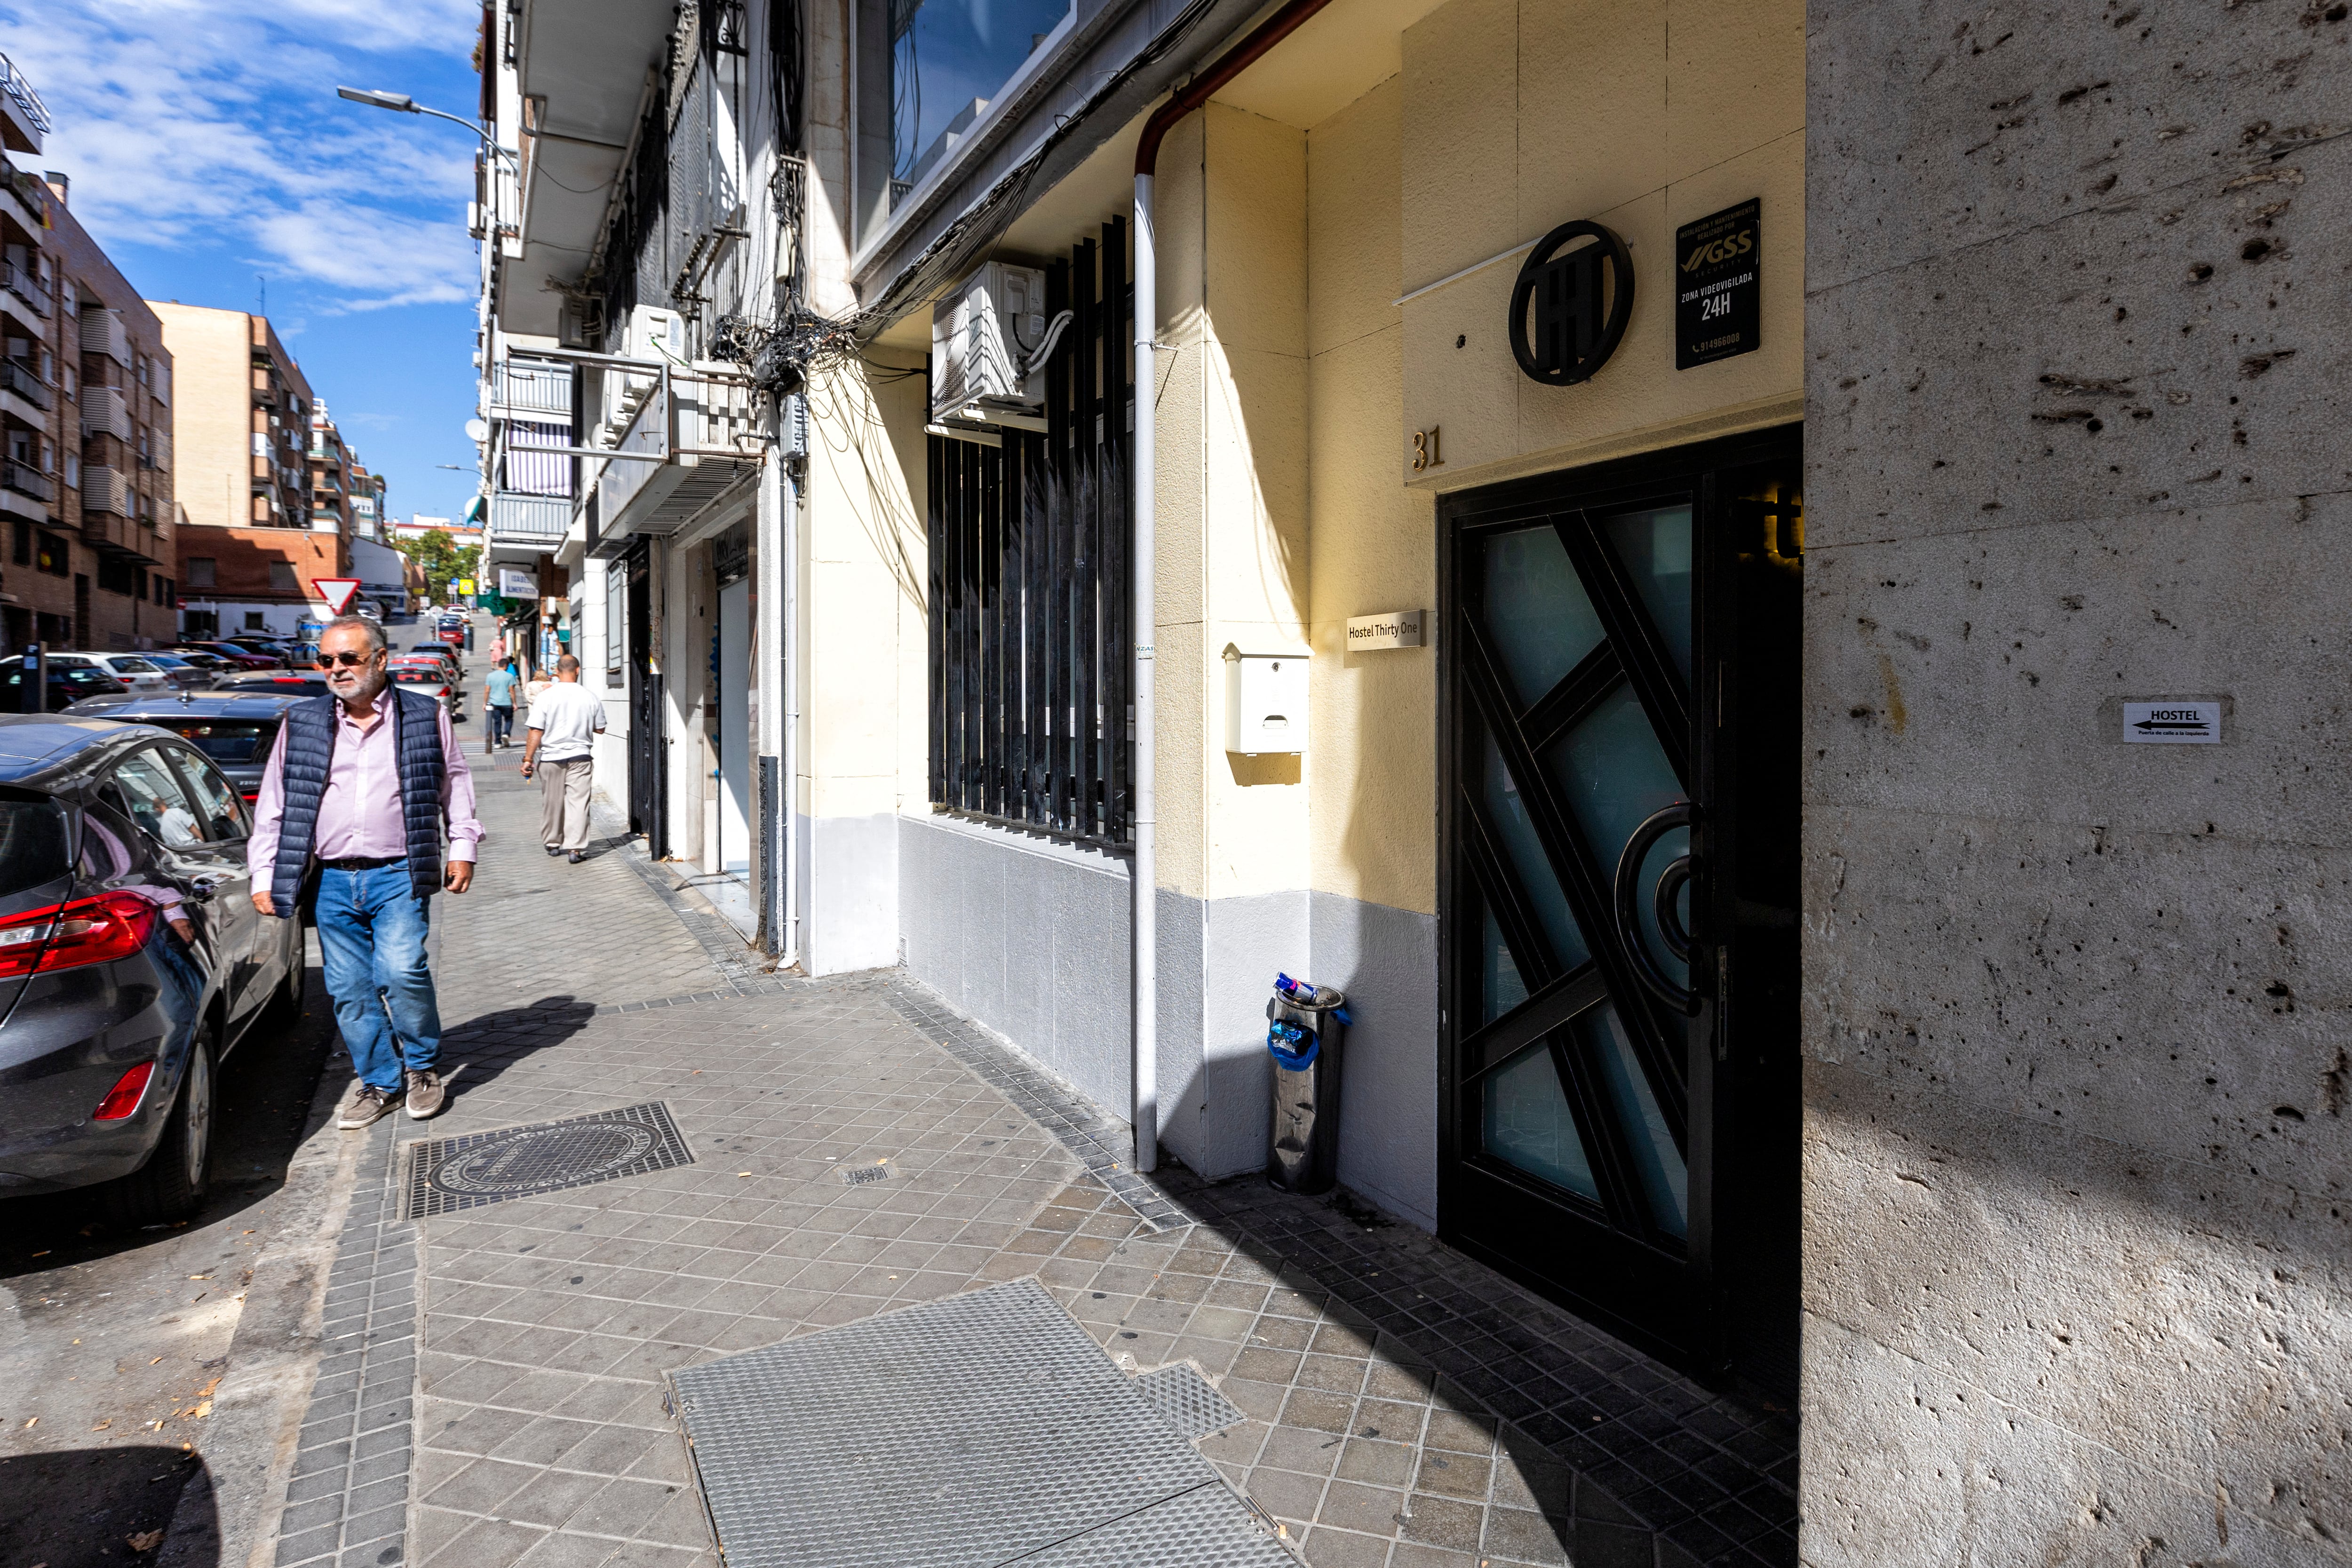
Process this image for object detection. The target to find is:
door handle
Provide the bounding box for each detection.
[1613,802,1700,1017]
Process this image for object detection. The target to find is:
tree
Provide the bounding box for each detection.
[393,532,484,604]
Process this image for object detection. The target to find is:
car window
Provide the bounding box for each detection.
[46,654,90,668]
[112,657,160,674]
[108,749,209,848]
[0,796,70,901]
[155,717,279,767]
[165,747,250,842]
[79,801,142,881]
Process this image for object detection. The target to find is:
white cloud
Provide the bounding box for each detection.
[0,0,482,309]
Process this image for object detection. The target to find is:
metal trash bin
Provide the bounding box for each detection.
[1266,974,1350,1194]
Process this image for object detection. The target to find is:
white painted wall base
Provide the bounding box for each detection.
[805,811,897,975]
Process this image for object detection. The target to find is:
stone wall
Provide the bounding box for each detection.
[1802,4,2352,1562]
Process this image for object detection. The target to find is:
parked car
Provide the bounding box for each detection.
[179,642,280,672]
[50,653,174,696]
[3,665,131,712]
[64,691,309,802]
[140,653,217,692]
[165,650,233,677]
[213,670,334,699]
[0,715,304,1222]
[387,660,456,710]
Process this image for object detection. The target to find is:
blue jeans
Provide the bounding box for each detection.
[314,862,442,1092]
[487,704,514,746]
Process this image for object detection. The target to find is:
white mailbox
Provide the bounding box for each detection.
[1224,647,1308,755]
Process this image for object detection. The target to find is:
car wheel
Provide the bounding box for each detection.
[103,1030,215,1226]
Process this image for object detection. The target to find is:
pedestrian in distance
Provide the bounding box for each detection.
[521,654,605,864]
[482,657,520,753]
[248,613,484,1130]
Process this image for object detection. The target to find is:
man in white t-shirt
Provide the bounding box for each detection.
[520,655,607,862]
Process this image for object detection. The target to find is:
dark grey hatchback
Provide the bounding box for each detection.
[0,714,304,1223]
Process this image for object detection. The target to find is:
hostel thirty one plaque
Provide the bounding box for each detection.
[1675,198,1761,369]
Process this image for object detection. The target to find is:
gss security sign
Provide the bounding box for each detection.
[1675,198,1760,369]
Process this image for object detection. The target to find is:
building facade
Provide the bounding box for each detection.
[477,2,2352,1562]
[156,303,358,639]
[0,67,178,653]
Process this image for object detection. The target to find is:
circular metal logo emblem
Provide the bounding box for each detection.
[429,1121,659,1195]
[1508,219,1636,387]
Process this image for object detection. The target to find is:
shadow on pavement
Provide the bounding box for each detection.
[0,1444,213,1567]
[436,995,601,1103]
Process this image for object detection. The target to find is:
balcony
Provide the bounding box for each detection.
[79,307,130,369]
[0,354,48,415]
[488,491,572,546]
[582,364,764,557]
[1,456,50,503]
[0,51,47,157]
[82,384,128,439]
[0,257,47,317]
[492,357,572,418]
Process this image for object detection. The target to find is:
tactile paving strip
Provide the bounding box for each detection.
[668,1278,1292,1568]
[400,1100,693,1219]
[1134,1365,1246,1442]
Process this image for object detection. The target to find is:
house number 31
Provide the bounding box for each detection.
[1411,426,1445,471]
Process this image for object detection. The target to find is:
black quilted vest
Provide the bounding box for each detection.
[268,687,447,914]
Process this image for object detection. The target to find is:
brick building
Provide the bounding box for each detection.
[0,71,177,653]
[154,302,358,638]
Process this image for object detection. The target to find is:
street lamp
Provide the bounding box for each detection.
[334,87,513,157]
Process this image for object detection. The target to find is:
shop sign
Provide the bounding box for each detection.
[1345,610,1426,651]
[1509,221,1635,386]
[1675,199,1761,369]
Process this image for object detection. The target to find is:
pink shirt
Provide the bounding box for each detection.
[247,695,485,882]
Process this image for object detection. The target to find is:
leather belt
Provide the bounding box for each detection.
[318,856,404,871]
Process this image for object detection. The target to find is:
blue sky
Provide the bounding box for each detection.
[0,0,486,525]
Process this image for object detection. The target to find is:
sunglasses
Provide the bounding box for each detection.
[315,651,380,669]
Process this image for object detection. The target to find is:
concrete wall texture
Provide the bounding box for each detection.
[1801,4,2352,1564]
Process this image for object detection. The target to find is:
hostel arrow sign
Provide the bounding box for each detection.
[2131,717,2209,734]
[312,578,362,615]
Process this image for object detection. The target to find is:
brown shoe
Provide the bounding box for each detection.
[404,1068,446,1121]
[337,1083,400,1130]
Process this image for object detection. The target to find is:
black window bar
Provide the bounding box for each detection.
[927,222,1133,849]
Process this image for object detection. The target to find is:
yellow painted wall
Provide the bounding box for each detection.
[1396,0,1805,492]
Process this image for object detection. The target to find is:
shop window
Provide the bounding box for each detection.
[186,557,216,589]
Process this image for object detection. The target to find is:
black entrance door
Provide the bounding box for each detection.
[1438,427,1802,1397]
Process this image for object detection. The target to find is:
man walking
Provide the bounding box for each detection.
[521,654,605,863]
[248,614,483,1129]
[482,657,520,753]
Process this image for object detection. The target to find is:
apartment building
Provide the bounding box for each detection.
[478,2,2352,1563]
[0,61,178,653]
[154,302,350,638]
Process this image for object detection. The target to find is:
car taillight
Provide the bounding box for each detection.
[0,891,160,979]
[93,1061,154,1120]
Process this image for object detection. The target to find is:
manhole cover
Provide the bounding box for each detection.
[402,1102,692,1218]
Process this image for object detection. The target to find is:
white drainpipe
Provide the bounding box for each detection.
[1131,172,1160,1173]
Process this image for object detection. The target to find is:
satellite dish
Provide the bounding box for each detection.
[463,418,489,443]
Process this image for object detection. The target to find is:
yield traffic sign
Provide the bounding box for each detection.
[312,578,362,615]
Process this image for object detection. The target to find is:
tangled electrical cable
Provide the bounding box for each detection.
[711,308,864,392]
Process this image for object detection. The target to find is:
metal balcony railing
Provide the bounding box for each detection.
[0,258,48,317]
[0,356,50,411]
[3,458,54,502]
[0,53,48,137]
[489,491,571,543]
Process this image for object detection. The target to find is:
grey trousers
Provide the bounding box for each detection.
[538,756,594,851]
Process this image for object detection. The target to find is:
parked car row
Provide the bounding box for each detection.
[0,706,307,1222]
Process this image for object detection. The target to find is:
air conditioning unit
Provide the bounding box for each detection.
[930,263,1062,436]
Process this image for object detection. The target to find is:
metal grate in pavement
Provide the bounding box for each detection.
[1017,1481,1295,1566]
[667,1278,1290,1568]
[399,1100,693,1219]
[1133,1364,1246,1443]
